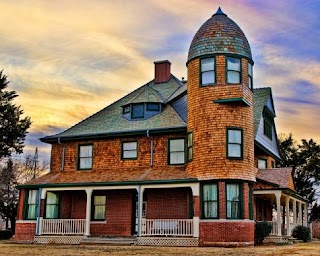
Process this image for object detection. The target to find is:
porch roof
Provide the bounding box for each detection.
[256,167,295,191]
[18,168,197,188]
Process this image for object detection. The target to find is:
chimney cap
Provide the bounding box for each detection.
[154,60,171,64]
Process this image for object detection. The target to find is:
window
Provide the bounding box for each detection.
[168,138,185,165]
[93,196,106,220]
[226,184,241,219]
[248,62,253,89]
[122,141,138,159]
[45,192,59,219]
[78,145,93,170]
[263,109,273,140]
[271,160,275,168]
[187,132,193,161]
[200,57,215,85]
[227,57,241,84]
[227,128,243,159]
[132,103,144,119]
[258,158,267,169]
[25,190,38,220]
[202,184,218,218]
[147,103,160,111]
[123,105,130,114]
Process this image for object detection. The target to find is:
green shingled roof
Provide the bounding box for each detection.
[253,87,271,135]
[41,76,186,142]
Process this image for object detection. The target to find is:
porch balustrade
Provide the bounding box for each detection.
[41,219,86,235]
[141,219,193,236]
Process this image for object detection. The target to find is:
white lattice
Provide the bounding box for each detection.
[263,236,291,244]
[136,237,199,247]
[34,236,84,244]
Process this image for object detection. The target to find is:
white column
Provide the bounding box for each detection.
[303,203,308,227]
[85,188,93,236]
[292,199,297,226]
[137,186,145,236]
[298,202,302,225]
[275,191,282,236]
[285,196,290,236]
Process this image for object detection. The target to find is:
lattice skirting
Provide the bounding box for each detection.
[34,236,85,244]
[136,237,199,247]
[263,236,292,244]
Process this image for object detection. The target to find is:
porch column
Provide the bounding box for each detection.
[85,188,93,236]
[275,191,282,236]
[137,186,145,237]
[292,199,297,226]
[191,183,200,238]
[285,196,290,236]
[298,201,302,225]
[303,203,308,227]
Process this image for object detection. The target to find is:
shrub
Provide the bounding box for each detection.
[292,225,311,242]
[255,221,272,245]
[0,230,13,240]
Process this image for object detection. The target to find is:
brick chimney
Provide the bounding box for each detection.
[154,60,171,83]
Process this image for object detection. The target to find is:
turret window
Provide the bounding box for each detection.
[227,57,241,84]
[200,57,215,85]
[226,183,242,219]
[202,184,218,218]
[248,62,253,89]
[226,128,243,159]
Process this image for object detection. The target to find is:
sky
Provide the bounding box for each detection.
[1,0,319,161]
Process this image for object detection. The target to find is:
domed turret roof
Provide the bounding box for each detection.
[188,8,252,63]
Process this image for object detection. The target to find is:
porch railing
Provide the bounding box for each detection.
[141,219,193,236]
[41,219,86,235]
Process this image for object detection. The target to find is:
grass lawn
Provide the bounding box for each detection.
[0,241,320,256]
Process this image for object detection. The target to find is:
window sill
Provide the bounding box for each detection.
[90,221,106,224]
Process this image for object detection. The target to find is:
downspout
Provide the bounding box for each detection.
[58,137,65,171]
[35,187,42,235]
[147,130,153,166]
[137,185,142,236]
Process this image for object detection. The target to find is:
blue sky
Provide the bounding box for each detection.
[1,0,319,161]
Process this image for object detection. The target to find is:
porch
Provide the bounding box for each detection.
[28,182,200,245]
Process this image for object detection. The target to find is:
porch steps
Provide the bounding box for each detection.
[81,237,136,246]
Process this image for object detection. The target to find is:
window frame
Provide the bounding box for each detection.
[121,141,138,160]
[258,158,268,169]
[226,57,242,84]
[131,103,145,119]
[187,132,193,162]
[199,56,216,86]
[92,195,107,221]
[248,62,253,89]
[78,144,93,170]
[167,138,186,165]
[201,183,219,219]
[226,127,243,160]
[226,183,243,219]
[24,190,38,220]
[45,192,60,219]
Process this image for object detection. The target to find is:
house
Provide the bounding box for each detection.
[15,8,308,246]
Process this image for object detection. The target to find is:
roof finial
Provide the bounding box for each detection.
[213,7,226,17]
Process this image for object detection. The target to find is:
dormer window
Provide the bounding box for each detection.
[227,57,241,84]
[200,57,215,85]
[147,103,160,111]
[123,105,130,114]
[263,108,274,140]
[131,103,144,119]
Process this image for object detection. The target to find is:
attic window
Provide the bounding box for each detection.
[131,103,144,119]
[263,109,274,140]
[147,103,160,111]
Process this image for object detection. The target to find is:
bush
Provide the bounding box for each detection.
[255,221,272,245]
[292,225,311,242]
[0,230,13,240]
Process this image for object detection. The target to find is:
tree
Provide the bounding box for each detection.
[0,70,31,159]
[0,158,19,231]
[278,134,320,203]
